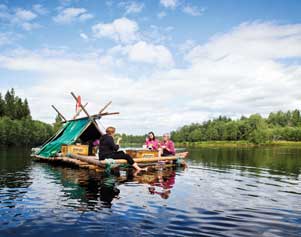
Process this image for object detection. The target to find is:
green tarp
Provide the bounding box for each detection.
[37,118,90,157]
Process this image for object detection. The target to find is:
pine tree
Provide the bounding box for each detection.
[22,99,31,118]
[4,89,15,119]
[53,114,63,132]
[15,97,23,119]
[0,93,5,116]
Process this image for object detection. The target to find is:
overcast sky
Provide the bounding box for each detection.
[0,0,301,134]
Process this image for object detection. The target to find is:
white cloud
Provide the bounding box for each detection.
[1,22,301,134]
[0,5,41,31]
[160,0,178,9]
[21,22,40,31]
[178,39,196,54]
[182,5,204,16]
[157,11,166,19]
[80,33,88,40]
[119,1,144,15]
[0,33,11,46]
[186,22,301,62]
[32,4,48,15]
[15,8,37,21]
[141,25,173,44]
[92,17,139,43]
[126,41,174,66]
[53,8,93,24]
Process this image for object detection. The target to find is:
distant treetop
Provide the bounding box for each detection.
[0,88,31,120]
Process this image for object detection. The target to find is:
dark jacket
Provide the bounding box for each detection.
[98,134,119,159]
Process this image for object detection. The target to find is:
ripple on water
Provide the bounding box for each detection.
[1,147,301,236]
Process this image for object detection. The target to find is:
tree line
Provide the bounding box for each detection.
[2,88,301,146]
[0,89,53,146]
[170,110,301,144]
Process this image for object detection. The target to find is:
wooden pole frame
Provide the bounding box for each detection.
[73,102,88,119]
[51,105,67,122]
[70,92,104,135]
[98,101,112,114]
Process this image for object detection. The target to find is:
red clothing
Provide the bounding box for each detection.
[160,140,175,155]
[145,139,159,150]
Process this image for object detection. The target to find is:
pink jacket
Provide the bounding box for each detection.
[160,140,175,155]
[145,139,159,150]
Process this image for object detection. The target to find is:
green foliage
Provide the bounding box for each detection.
[0,116,53,146]
[171,109,301,145]
[53,114,63,132]
[117,133,147,144]
[0,88,54,146]
[0,88,31,120]
[0,94,5,116]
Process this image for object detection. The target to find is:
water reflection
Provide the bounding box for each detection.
[43,164,181,210]
[189,146,301,177]
[0,147,301,237]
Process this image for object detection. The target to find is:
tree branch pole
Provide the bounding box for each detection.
[70,92,104,135]
[99,112,120,116]
[98,101,112,114]
[51,105,67,122]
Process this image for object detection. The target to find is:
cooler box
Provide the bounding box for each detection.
[126,149,158,158]
[61,144,89,156]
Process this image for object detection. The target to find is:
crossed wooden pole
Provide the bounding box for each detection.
[51,92,120,135]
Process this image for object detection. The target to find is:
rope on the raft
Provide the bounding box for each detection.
[104,158,116,172]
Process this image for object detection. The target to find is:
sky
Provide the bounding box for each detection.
[0,0,301,135]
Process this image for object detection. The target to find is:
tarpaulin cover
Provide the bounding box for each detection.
[37,118,90,157]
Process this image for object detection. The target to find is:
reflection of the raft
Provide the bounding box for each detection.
[45,164,186,210]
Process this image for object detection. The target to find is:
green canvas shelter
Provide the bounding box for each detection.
[37,118,102,158]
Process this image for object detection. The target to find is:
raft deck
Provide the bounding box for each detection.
[33,152,189,170]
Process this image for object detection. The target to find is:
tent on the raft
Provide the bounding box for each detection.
[37,117,102,158]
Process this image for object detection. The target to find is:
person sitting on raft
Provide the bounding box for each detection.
[98,126,143,171]
[145,131,159,150]
[159,133,176,156]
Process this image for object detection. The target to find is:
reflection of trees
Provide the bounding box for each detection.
[189,147,301,177]
[0,149,32,208]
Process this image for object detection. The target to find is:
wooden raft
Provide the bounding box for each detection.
[33,152,188,170]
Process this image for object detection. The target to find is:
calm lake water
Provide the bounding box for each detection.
[0,147,301,237]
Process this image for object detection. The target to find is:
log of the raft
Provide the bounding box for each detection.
[69,154,102,166]
[33,152,188,169]
[70,153,188,166]
[33,155,102,170]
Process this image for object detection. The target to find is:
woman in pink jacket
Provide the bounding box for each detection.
[160,133,176,156]
[145,132,159,151]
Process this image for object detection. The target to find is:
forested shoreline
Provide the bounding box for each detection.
[1,88,301,146]
[171,111,301,144]
[0,89,53,146]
